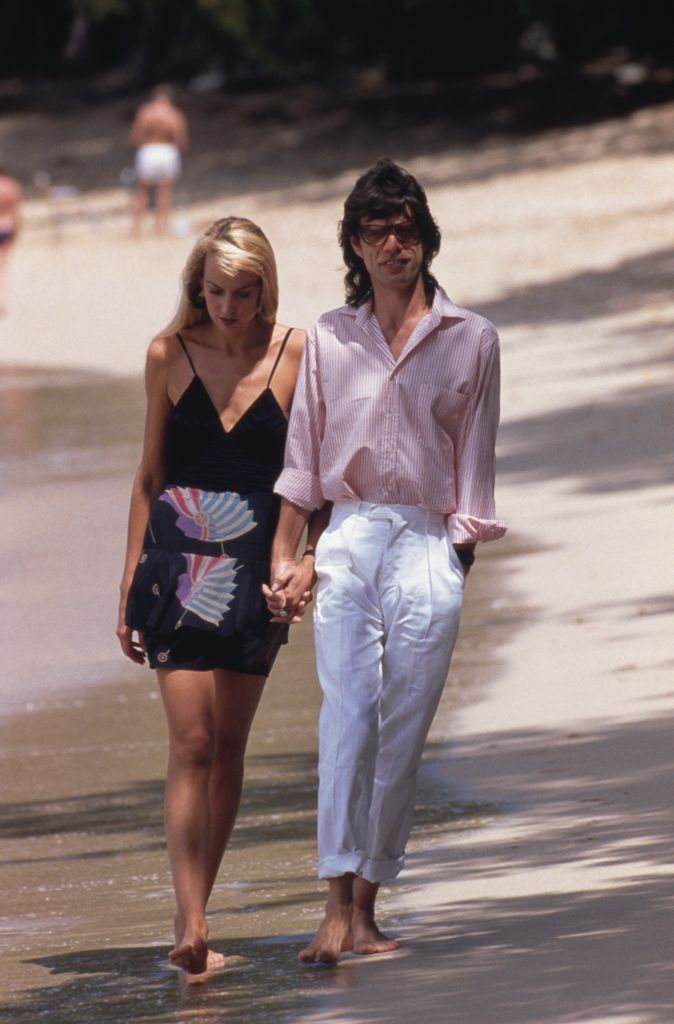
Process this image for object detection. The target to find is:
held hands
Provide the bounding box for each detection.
[262,555,317,624]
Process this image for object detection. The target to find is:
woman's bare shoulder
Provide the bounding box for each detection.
[146,333,184,369]
[278,325,307,357]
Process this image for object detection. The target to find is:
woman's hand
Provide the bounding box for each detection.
[117,593,147,664]
[262,555,316,623]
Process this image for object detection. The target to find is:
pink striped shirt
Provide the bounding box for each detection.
[275,286,507,544]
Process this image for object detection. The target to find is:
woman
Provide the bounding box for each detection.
[117,217,319,974]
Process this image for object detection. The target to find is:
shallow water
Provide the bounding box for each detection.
[0,368,514,1023]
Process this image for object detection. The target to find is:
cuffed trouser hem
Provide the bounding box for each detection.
[317,853,405,883]
[360,855,405,884]
[318,853,365,879]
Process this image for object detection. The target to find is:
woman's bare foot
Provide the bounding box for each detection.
[299,904,353,964]
[351,908,400,956]
[172,913,225,972]
[169,934,209,974]
[205,948,226,970]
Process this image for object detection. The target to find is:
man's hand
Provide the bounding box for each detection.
[262,556,316,623]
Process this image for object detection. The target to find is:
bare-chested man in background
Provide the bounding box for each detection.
[0,160,22,315]
[129,86,189,237]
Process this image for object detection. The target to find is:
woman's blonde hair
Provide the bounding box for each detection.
[162,217,279,335]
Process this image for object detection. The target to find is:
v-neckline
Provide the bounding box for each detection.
[175,376,286,435]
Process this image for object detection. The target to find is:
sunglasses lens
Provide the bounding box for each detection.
[395,224,419,244]
[360,222,419,245]
[360,225,388,244]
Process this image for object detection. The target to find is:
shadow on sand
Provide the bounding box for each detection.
[476,246,674,495]
[307,712,674,1024]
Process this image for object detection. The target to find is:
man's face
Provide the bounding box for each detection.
[351,210,423,293]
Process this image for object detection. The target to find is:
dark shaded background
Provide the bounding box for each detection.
[2,0,674,127]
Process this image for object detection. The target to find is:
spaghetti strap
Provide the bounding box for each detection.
[266,328,293,387]
[176,332,198,377]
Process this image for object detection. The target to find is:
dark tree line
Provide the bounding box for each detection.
[2,0,673,88]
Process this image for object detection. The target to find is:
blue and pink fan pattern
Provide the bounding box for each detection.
[160,486,256,543]
[159,487,257,627]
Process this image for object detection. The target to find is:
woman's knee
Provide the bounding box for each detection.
[170,726,215,769]
[212,730,249,768]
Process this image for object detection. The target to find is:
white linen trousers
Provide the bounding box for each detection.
[313,501,464,883]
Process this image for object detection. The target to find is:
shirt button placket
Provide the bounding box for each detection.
[383,374,398,500]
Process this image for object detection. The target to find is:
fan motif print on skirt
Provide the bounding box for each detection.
[160,486,256,544]
[159,487,257,628]
[176,554,239,627]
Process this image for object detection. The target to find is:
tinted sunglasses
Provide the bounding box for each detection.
[359,221,421,246]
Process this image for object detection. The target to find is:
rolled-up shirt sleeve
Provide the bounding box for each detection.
[448,324,508,544]
[274,326,326,511]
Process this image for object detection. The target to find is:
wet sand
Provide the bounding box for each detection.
[1,96,674,1022]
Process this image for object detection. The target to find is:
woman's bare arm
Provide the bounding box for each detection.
[117,337,174,662]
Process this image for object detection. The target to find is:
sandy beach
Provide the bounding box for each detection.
[1,93,673,1022]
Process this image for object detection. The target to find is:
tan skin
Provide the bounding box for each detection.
[267,212,473,964]
[129,92,189,237]
[117,257,317,975]
[0,173,22,314]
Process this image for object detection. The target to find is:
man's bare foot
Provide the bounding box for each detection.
[351,909,400,956]
[299,906,353,964]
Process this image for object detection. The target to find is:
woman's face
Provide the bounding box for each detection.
[201,254,262,334]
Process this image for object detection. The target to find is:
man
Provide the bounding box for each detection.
[269,158,506,963]
[129,85,189,236]
[0,160,22,315]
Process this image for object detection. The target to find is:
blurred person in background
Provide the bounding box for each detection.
[117,217,322,976]
[0,159,22,315]
[268,158,506,964]
[129,85,189,237]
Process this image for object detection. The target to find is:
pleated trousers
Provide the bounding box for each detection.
[312,500,464,883]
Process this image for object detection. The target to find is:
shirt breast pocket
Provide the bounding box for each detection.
[417,382,471,448]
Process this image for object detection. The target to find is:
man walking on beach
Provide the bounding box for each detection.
[268,158,506,963]
[0,159,22,315]
[129,85,188,236]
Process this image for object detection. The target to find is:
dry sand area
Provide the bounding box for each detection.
[1,93,673,1022]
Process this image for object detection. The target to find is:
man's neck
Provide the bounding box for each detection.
[372,277,430,356]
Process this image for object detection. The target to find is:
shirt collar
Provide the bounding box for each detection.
[350,285,466,328]
[432,286,467,323]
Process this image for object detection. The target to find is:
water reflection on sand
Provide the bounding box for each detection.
[0,368,513,1023]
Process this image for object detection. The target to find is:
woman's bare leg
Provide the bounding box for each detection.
[203,669,267,900]
[158,667,216,974]
[159,667,267,972]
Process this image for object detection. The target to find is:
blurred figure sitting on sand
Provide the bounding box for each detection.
[129,85,189,237]
[0,158,22,315]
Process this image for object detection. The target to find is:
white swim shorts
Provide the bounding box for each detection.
[134,143,182,185]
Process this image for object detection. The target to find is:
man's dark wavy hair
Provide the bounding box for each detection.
[338,158,441,307]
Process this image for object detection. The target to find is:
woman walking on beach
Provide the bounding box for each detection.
[117,217,317,974]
